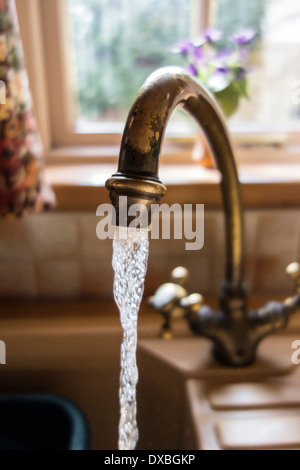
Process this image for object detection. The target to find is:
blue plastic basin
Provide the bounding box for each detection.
[0,394,91,450]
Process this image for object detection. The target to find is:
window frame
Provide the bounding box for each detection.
[16,0,300,166]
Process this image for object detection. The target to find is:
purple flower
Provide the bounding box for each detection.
[216,48,231,59]
[187,64,197,77]
[216,66,230,74]
[170,39,193,56]
[192,36,206,48]
[212,51,232,72]
[230,28,257,45]
[207,71,230,93]
[193,45,204,59]
[240,47,249,61]
[204,28,223,43]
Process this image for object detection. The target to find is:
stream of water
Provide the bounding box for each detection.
[112,227,149,450]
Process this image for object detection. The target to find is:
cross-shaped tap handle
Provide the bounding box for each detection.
[149,266,204,339]
[170,267,203,310]
[170,266,188,286]
[286,262,300,293]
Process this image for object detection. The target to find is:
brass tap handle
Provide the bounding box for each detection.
[170,266,188,286]
[149,267,204,338]
[180,293,204,312]
[286,262,300,293]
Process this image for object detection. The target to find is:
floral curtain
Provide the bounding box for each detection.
[0,0,55,217]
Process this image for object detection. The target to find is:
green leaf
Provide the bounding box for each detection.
[214,82,240,117]
[234,76,250,99]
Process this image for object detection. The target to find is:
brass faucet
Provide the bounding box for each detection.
[106,67,300,366]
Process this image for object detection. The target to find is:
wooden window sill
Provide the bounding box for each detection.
[1,297,300,335]
[45,160,300,211]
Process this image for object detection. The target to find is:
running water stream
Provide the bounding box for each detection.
[112,227,149,450]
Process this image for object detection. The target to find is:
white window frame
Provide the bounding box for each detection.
[16,0,300,166]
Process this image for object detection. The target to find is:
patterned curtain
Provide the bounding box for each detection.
[0,0,55,217]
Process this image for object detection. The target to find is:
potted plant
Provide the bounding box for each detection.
[172,27,257,166]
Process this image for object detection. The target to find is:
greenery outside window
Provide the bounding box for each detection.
[15,0,300,161]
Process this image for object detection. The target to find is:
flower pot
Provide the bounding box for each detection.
[192,131,216,169]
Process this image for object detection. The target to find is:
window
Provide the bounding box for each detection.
[16,0,300,157]
[66,0,192,126]
[37,0,202,150]
[212,0,300,129]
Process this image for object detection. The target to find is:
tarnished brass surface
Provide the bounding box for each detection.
[106,67,243,294]
[106,68,300,366]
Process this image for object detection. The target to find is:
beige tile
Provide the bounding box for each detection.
[149,237,172,257]
[203,212,221,256]
[205,210,258,295]
[244,255,256,294]
[146,252,213,301]
[144,255,170,297]
[150,208,183,239]
[171,253,212,295]
[27,214,79,259]
[211,253,226,295]
[153,212,221,294]
[167,238,187,257]
[164,211,207,256]
[255,211,300,258]
[36,260,81,298]
[252,211,300,295]
[208,212,225,292]
[0,261,37,298]
[253,256,294,295]
[0,218,33,261]
[211,211,226,255]
[149,208,208,256]
[245,211,258,254]
[81,258,114,299]
[167,211,217,257]
[244,211,259,292]
[148,211,222,296]
[204,211,258,295]
[80,214,113,260]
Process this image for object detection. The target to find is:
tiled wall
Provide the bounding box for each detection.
[0,209,299,300]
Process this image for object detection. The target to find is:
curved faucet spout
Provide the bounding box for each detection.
[106,67,245,297]
[106,67,300,366]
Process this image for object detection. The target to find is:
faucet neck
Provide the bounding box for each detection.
[108,67,245,297]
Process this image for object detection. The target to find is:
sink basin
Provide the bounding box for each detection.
[0,394,90,450]
[1,301,300,449]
